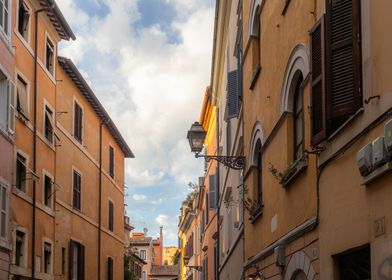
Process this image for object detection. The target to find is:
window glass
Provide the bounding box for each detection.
[16,75,29,118]
[44,105,54,143]
[44,175,52,207]
[16,153,27,192]
[0,0,10,36]
[73,171,81,210]
[45,38,54,74]
[17,0,30,41]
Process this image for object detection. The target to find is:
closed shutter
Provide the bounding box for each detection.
[74,103,83,142]
[227,70,239,119]
[209,174,216,210]
[327,0,362,122]
[108,201,114,231]
[310,15,327,146]
[8,81,15,134]
[109,146,114,177]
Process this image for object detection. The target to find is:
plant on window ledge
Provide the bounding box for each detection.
[268,153,308,187]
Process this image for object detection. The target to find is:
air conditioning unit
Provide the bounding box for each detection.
[372,137,388,168]
[384,119,392,155]
[356,143,373,176]
[274,245,285,267]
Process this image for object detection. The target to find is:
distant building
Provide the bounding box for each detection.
[149,264,179,280]
[163,246,178,265]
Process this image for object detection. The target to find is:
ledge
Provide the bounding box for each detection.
[280,156,308,188]
[362,161,392,186]
[249,65,261,90]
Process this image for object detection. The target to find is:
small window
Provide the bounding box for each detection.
[15,230,26,266]
[44,175,52,208]
[140,250,146,260]
[107,257,113,280]
[45,37,55,75]
[16,153,27,192]
[72,170,81,210]
[73,101,83,143]
[109,146,114,178]
[108,200,114,231]
[43,242,52,274]
[17,0,30,42]
[0,0,10,36]
[16,75,29,119]
[0,181,8,239]
[44,105,54,143]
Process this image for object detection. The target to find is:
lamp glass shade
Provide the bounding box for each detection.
[187,122,206,153]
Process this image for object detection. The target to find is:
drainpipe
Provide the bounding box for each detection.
[98,122,104,279]
[32,6,52,279]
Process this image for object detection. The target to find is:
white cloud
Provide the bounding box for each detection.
[58,0,213,245]
[155,214,168,225]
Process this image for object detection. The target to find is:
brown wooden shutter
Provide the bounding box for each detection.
[227,70,239,119]
[310,15,327,146]
[69,240,74,280]
[109,201,114,231]
[109,146,114,177]
[327,0,362,120]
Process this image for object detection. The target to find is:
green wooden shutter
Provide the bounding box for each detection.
[209,174,216,209]
[310,15,327,146]
[327,0,362,121]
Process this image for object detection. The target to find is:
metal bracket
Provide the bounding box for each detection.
[195,153,245,170]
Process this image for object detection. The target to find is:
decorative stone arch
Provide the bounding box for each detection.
[248,121,265,167]
[280,44,310,116]
[284,251,316,280]
[248,0,264,38]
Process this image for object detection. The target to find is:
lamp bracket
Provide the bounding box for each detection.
[195,153,245,170]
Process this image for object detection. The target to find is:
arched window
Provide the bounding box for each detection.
[291,270,307,280]
[293,74,304,160]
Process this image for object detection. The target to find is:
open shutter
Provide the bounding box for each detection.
[79,244,85,280]
[8,81,15,134]
[327,0,362,120]
[69,240,74,280]
[209,174,216,210]
[227,70,239,119]
[310,15,327,146]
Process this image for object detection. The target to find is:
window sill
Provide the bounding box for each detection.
[0,239,12,251]
[249,205,263,224]
[362,161,392,186]
[280,155,308,188]
[249,65,261,90]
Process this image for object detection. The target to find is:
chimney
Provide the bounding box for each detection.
[143,227,148,236]
[160,226,163,265]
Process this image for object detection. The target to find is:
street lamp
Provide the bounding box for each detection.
[187,122,245,170]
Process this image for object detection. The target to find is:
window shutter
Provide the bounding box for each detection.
[227,70,239,119]
[209,174,216,209]
[8,81,15,134]
[327,0,362,120]
[79,244,85,280]
[310,15,327,146]
[69,240,74,280]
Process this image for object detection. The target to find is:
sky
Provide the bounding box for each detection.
[57,0,215,246]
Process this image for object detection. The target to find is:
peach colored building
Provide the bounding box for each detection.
[9,0,75,279]
[55,56,134,279]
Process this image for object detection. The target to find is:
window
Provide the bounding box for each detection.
[108,200,114,231]
[17,0,30,42]
[0,180,9,240]
[249,3,261,89]
[72,170,81,210]
[73,101,83,143]
[43,175,52,208]
[16,153,27,192]
[16,75,29,119]
[43,242,52,274]
[0,0,10,36]
[0,70,15,133]
[209,173,217,210]
[293,74,304,160]
[45,37,55,75]
[15,230,26,266]
[109,146,114,178]
[142,271,146,280]
[107,257,113,280]
[310,0,362,145]
[334,244,370,280]
[44,105,54,143]
[140,250,146,260]
[70,240,85,280]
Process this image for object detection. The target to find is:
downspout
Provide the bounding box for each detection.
[98,122,103,279]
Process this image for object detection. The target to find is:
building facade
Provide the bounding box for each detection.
[163,246,178,266]
[0,1,134,279]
